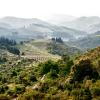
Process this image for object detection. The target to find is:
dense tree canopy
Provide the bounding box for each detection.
[0,37,20,55]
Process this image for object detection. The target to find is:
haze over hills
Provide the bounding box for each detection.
[0,15,99,100]
[0,0,100,99]
[0,16,87,42]
[0,16,99,50]
[67,32,100,50]
[51,16,100,33]
[0,16,51,29]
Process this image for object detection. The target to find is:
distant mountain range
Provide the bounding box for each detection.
[67,31,100,50]
[0,16,86,41]
[50,16,100,33]
[0,16,99,49]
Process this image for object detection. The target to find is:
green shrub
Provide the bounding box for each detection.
[47,69,58,79]
[91,87,100,97]
[39,82,49,93]
[28,74,37,82]
[71,88,92,100]
[59,60,74,77]
[0,94,9,100]
[72,59,99,81]
[11,70,17,76]
[0,85,8,93]
[15,85,25,94]
[64,83,73,91]
[39,60,59,75]
[18,90,45,100]
[7,89,15,96]
[71,89,80,97]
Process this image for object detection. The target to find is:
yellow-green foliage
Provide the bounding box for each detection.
[0,46,99,100]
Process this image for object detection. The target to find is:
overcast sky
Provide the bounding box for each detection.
[0,0,100,19]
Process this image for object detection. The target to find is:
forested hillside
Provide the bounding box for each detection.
[0,41,99,100]
[0,16,99,100]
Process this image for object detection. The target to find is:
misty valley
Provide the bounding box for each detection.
[0,16,99,100]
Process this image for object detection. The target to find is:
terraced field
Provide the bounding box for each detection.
[18,39,60,62]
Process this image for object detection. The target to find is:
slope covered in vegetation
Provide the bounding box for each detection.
[47,38,82,57]
[0,45,99,100]
[0,37,20,55]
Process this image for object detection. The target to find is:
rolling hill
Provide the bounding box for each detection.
[67,32,100,50]
[0,16,87,42]
[58,16,100,33]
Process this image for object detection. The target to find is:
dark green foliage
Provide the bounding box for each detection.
[64,83,73,91]
[18,91,45,100]
[72,59,99,81]
[11,70,17,76]
[28,74,37,82]
[21,52,25,55]
[0,37,16,46]
[47,40,81,56]
[0,85,8,93]
[20,41,24,45]
[15,85,25,94]
[47,69,58,79]
[59,55,74,77]
[0,42,99,100]
[62,60,73,76]
[39,60,59,75]
[61,54,70,62]
[0,37,20,55]
[91,87,100,97]
[1,76,8,83]
[0,57,7,63]
[51,37,64,43]
[7,46,20,55]
[71,88,92,100]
